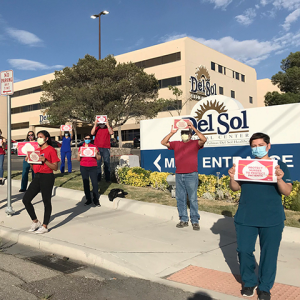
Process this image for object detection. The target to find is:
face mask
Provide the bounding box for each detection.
[37,138,45,146]
[85,139,91,144]
[251,146,268,158]
[99,124,106,129]
[65,134,69,137]
[28,135,34,140]
[181,134,189,142]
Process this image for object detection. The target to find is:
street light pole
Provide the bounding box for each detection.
[91,10,109,60]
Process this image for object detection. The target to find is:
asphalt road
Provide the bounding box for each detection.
[0,239,214,300]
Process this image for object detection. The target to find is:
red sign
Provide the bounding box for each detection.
[27,151,42,164]
[60,125,72,131]
[174,119,190,130]
[0,70,14,95]
[80,147,96,157]
[96,115,107,124]
[234,159,278,183]
[17,142,39,156]
[0,139,2,147]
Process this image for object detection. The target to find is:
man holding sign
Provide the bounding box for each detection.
[228,133,292,300]
[161,120,207,230]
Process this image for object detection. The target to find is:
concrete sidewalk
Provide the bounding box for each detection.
[0,180,300,300]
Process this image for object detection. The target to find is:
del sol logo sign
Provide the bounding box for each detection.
[189,66,217,100]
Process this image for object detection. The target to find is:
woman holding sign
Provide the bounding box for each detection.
[23,130,60,234]
[77,133,101,206]
[59,127,73,174]
[0,129,7,185]
[228,133,292,300]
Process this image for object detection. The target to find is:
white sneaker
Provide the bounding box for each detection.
[28,221,41,232]
[35,226,48,234]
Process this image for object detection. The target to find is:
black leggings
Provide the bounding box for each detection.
[22,173,54,225]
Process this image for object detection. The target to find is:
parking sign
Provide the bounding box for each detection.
[1,70,14,95]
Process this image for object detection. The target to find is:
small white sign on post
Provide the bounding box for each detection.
[0,70,14,95]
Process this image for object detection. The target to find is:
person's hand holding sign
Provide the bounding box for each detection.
[275,165,284,181]
[171,125,178,134]
[228,164,236,179]
[228,163,241,191]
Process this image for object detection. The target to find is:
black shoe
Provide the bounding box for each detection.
[0,180,2,185]
[19,189,27,192]
[93,201,101,207]
[242,286,257,297]
[176,221,189,228]
[84,200,92,206]
[257,290,270,300]
[192,223,200,231]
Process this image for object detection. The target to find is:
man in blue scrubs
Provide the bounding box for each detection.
[228,132,292,300]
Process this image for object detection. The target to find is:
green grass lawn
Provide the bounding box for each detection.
[5,170,300,228]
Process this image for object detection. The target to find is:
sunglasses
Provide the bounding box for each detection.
[28,134,34,137]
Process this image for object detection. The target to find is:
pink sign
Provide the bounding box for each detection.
[17,142,39,156]
[174,119,190,130]
[0,139,2,147]
[27,151,42,164]
[234,159,278,183]
[96,115,107,124]
[80,147,96,157]
[60,125,72,131]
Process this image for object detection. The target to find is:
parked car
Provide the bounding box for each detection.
[51,140,62,148]
[110,138,118,147]
[133,135,140,148]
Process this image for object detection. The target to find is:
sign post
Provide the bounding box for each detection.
[1,70,15,216]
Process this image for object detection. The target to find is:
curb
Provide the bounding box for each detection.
[8,179,300,244]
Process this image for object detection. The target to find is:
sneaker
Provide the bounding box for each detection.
[19,189,26,192]
[257,290,270,300]
[84,200,92,206]
[176,221,189,228]
[0,180,2,185]
[192,223,200,231]
[35,226,48,234]
[28,221,41,232]
[242,286,257,297]
[93,200,101,207]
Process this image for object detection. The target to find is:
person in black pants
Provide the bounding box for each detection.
[23,130,60,234]
[77,134,101,206]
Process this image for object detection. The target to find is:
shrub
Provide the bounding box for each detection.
[117,166,151,187]
[282,181,300,210]
[149,172,170,191]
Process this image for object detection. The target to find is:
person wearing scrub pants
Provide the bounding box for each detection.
[228,132,292,300]
[60,129,72,173]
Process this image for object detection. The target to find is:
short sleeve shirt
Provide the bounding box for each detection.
[0,138,5,155]
[94,127,110,149]
[33,145,60,174]
[168,140,203,173]
[234,160,292,227]
[79,144,98,167]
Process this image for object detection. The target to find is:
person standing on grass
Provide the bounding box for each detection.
[161,121,207,231]
[59,129,73,174]
[77,133,101,206]
[23,130,60,234]
[91,118,113,183]
[19,131,36,192]
[228,132,292,300]
[0,129,7,186]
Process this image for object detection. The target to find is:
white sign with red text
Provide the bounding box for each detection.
[17,142,39,156]
[60,125,72,131]
[80,147,96,157]
[96,115,107,124]
[174,119,190,130]
[0,70,14,95]
[27,151,42,164]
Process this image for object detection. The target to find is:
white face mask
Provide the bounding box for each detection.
[37,137,45,146]
[181,134,189,142]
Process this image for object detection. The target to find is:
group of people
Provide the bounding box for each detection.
[161,121,292,300]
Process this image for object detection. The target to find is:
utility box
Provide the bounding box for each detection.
[120,155,140,167]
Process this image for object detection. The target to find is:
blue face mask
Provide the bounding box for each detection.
[251,146,268,158]
[85,139,91,144]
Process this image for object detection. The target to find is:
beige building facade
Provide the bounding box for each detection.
[0,37,280,142]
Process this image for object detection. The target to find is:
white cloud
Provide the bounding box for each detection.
[6,28,43,47]
[272,0,300,11]
[204,0,233,9]
[8,59,63,71]
[127,38,144,51]
[282,8,300,30]
[236,8,257,25]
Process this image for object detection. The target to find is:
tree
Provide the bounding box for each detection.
[265,52,300,106]
[41,54,162,146]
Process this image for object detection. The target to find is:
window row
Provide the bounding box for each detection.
[211,62,245,82]
[135,52,181,69]
[11,103,41,114]
[12,86,42,98]
[218,86,253,103]
[158,76,181,88]
[12,122,29,130]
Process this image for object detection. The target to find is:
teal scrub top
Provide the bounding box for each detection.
[234,160,292,227]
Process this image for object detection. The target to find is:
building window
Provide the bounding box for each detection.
[235,72,240,80]
[231,90,235,98]
[158,76,181,89]
[232,71,235,78]
[135,52,181,69]
[160,100,182,111]
[11,86,42,98]
[211,62,215,71]
[218,65,223,73]
[120,129,140,142]
[224,67,226,75]
[11,122,29,130]
[249,96,253,104]
[11,103,42,114]
[219,86,224,95]
[241,74,245,82]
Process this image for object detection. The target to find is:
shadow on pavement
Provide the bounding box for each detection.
[0,193,24,210]
[187,291,213,300]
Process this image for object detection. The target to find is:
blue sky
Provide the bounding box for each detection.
[1,0,300,82]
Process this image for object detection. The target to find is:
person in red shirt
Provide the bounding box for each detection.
[91,118,113,182]
[161,121,207,230]
[77,133,101,206]
[22,130,60,234]
[0,129,7,185]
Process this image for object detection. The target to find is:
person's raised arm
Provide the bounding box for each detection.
[275,165,292,196]
[106,120,113,135]
[228,164,241,191]
[91,119,97,136]
[187,121,207,147]
[59,129,62,140]
[161,126,178,148]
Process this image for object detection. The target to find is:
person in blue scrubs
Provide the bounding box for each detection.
[60,129,73,173]
[228,132,292,300]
